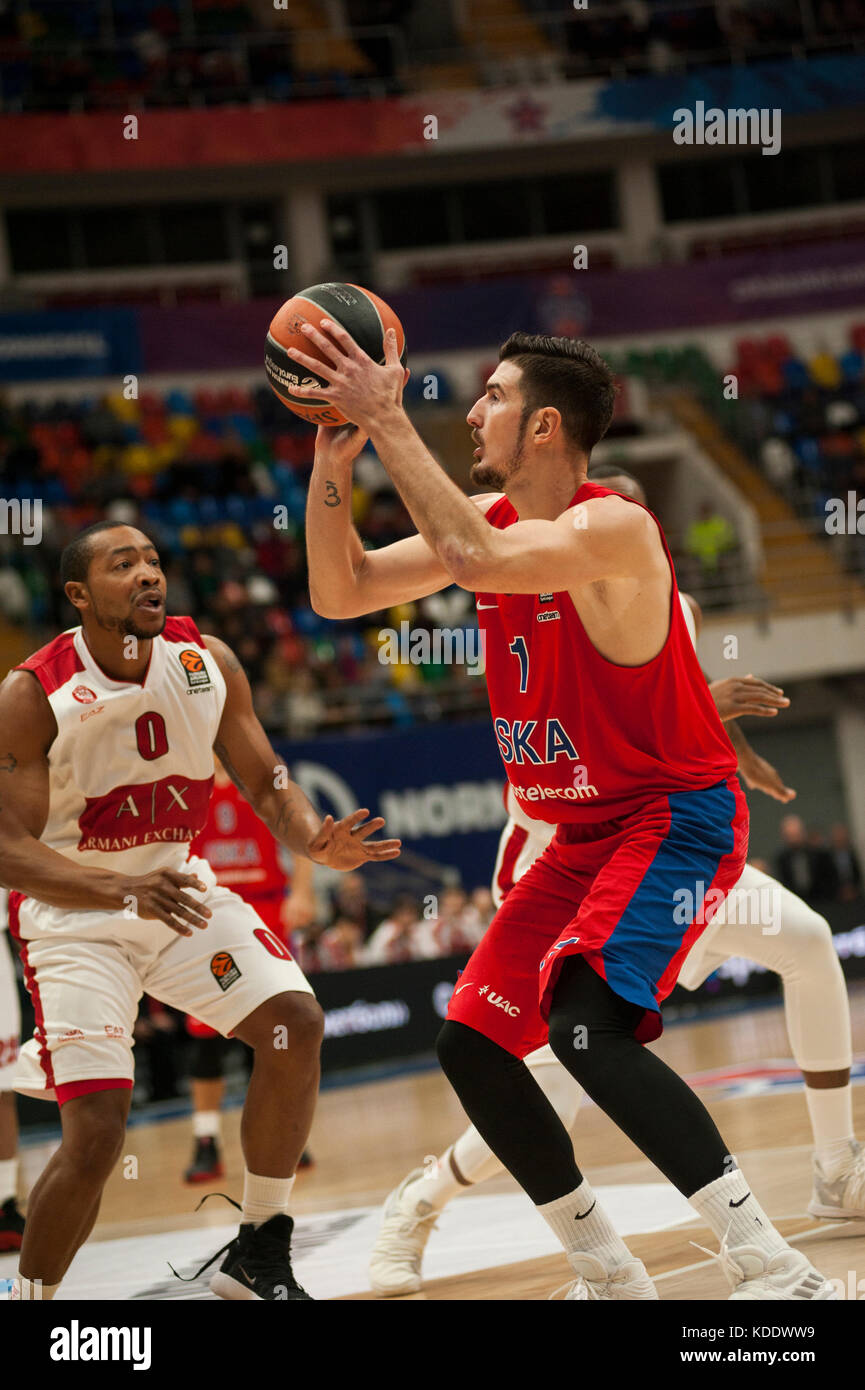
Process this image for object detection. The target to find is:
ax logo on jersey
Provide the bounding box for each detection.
[77,773,213,852]
[478,984,520,1016]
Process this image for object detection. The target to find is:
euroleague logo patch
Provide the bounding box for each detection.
[178,648,211,689]
[210,951,242,991]
[72,685,97,703]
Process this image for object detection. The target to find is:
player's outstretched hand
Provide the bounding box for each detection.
[709,674,790,721]
[739,749,796,803]
[307,809,401,871]
[122,869,213,937]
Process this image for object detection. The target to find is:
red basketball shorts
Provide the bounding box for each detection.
[447,776,748,1055]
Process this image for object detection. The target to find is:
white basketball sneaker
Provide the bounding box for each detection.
[369,1169,439,1297]
[807,1139,865,1221]
[696,1233,837,1300]
[551,1252,659,1300]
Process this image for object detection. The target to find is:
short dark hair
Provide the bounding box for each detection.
[60,521,150,587]
[499,332,616,455]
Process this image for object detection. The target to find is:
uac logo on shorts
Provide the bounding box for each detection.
[179,648,211,688]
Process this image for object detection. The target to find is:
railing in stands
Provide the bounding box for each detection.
[2,0,864,111]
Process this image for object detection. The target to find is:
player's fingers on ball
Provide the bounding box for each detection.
[299,321,345,365]
[285,343,332,377]
[318,317,360,356]
[301,319,349,364]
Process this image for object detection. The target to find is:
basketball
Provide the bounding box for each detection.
[264,282,407,426]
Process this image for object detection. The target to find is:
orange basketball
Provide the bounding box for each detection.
[264,282,407,426]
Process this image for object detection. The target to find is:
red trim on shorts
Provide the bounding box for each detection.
[8,891,56,1090]
[496,823,528,903]
[55,1077,133,1106]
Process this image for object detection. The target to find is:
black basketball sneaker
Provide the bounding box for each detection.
[183,1136,224,1184]
[172,1195,311,1301]
[209,1215,311,1301]
[0,1196,25,1252]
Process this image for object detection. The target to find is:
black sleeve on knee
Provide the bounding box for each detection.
[436,1019,513,1086]
[547,955,644,1070]
[189,1035,227,1080]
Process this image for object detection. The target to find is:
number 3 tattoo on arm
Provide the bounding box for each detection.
[324,480,341,508]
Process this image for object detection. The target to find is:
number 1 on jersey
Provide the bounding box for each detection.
[509,636,529,693]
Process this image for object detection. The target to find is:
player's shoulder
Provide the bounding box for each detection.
[564,489,652,533]
[14,628,83,696]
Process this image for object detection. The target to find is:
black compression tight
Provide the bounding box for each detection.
[437,956,731,1206]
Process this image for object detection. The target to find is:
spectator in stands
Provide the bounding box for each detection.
[327,871,378,941]
[427,886,485,956]
[828,823,863,901]
[775,814,840,903]
[317,919,366,971]
[363,894,432,964]
[683,502,738,606]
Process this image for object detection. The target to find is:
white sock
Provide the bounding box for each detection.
[0,1157,17,1204]
[402,1147,467,1213]
[804,1085,856,1178]
[193,1110,221,1140]
[537,1180,632,1270]
[241,1170,295,1228]
[11,1276,60,1300]
[689,1169,786,1258]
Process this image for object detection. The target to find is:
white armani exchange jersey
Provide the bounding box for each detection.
[15,617,227,884]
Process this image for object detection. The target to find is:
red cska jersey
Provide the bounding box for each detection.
[478,481,737,825]
[190,780,290,898]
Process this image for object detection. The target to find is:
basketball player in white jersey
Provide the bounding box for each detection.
[369,469,865,1295]
[0,890,26,1250]
[0,520,400,1302]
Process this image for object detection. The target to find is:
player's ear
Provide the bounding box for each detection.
[64,580,88,613]
[534,406,561,445]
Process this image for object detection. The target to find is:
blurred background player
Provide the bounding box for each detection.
[182,758,317,1184]
[0,890,25,1250]
[369,469,864,1295]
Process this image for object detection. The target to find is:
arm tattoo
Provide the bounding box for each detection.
[324,480,341,508]
[0,753,17,772]
[213,741,249,797]
[221,648,242,674]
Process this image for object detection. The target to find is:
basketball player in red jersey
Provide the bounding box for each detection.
[291,323,836,1299]
[0,521,399,1302]
[182,761,317,1183]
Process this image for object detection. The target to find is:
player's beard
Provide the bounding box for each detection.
[90,595,166,641]
[470,410,529,491]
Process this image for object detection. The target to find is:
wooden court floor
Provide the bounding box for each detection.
[16,984,865,1300]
